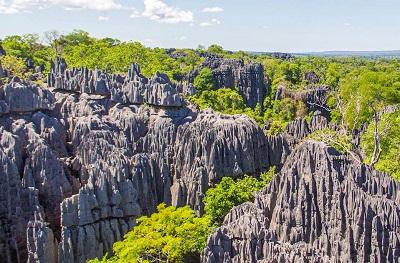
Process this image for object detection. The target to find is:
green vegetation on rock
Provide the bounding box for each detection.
[89,204,214,263]
[204,167,276,225]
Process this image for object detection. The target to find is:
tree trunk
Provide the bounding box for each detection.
[370,109,382,167]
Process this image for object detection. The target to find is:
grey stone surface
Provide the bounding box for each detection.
[47,58,184,107]
[190,57,269,109]
[202,141,400,263]
[0,62,269,262]
[1,79,55,113]
[304,71,320,84]
[275,84,330,117]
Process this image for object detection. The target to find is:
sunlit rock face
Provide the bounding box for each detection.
[0,60,270,262]
[202,141,400,263]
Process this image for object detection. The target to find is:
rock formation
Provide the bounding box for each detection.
[275,84,330,117]
[202,141,400,263]
[189,57,269,109]
[0,59,269,262]
[0,44,5,56]
[304,71,320,84]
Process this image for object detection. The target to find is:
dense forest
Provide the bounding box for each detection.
[1,30,399,262]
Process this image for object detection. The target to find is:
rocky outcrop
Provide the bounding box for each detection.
[0,61,270,262]
[0,66,7,79]
[304,71,320,84]
[202,140,400,262]
[0,44,5,56]
[173,110,269,211]
[275,85,330,117]
[268,52,294,60]
[190,57,269,109]
[0,79,55,113]
[47,59,183,107]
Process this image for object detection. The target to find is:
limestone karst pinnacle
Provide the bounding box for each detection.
[202,140,400,262]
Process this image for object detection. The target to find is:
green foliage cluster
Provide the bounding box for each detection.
[62,39,202,80]
[0,55,27,79]
[339,68,400,130]
[204,167,276,224]
[89,166,276,263]
[189,87,265,125]
[305,128,352,154]
[89,204,214,263]
[193,68,216,92]
[1,30,203,80]
[1,34,52,69]
[361,110,400,180]
[263,97,308,135]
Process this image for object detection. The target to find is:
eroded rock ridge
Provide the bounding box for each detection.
[0,59,269,263]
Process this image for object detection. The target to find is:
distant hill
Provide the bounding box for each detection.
[249,50,400,58]
[295,50,400,58]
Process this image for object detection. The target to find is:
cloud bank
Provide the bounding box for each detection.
[202,7,223,13]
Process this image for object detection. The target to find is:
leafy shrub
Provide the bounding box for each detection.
[305,128,352,154]
[193,67,216,92]
[0,55,27,78]
[204,167,276,225]
[189,87,264,124]
[88,204,213,263]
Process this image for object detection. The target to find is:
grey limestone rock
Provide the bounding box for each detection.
[0,44,5,56]
[1,80,54,113]
[202,141,400,263]
[304,71,320,84]
[173,109,270,211]
[191,57,269,109]
[47,58,184,108]
[275,84,330,117]
[146,72,183,107]
[26,215,58,263]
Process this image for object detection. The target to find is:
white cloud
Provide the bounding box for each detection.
[202,6,223,13]
[0,0,20,13]
[142,0,193,24]
[129,8,140,18]
[0,0,122,14]
[179,36,187,41]
[200,18,221,27]
[98,15,109,21]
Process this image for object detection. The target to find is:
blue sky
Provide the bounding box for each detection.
[0,0,399,52]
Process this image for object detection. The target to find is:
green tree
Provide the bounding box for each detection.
[0,55,27,78]
[207,44,225,55]
[340,69,400,166]
[59,30,94,46]
[89,204,213,263]
[193,67,216,92]
[361,110,400,180]
[2,35,31,58]
[204,167,275,225]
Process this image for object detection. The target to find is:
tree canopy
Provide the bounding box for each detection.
[89,204,214,263]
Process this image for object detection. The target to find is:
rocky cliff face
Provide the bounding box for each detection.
[0,59,270,262]
[202,140,400,263]
[189,57,269,109]
[275,85,330,118]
